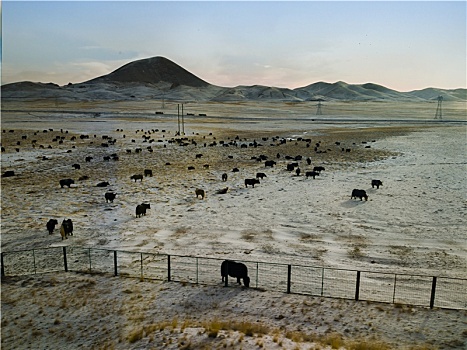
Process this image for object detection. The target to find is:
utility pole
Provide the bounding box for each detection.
[181,104,185,135]
[435,96,443,119]
[177,104,181,136]
[316,100,323,115]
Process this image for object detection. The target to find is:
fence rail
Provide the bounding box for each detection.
[1,247,466,310]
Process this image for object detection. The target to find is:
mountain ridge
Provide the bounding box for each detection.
[2,56,466,102]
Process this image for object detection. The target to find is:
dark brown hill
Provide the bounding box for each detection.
[85,56,211,87]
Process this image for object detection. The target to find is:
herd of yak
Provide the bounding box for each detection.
[2,127,383,245]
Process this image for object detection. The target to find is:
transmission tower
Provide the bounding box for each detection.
[316,100,323,115]
[434,95,443,119]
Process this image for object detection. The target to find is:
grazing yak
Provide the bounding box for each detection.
[136,203,151,218]
[59,178,75,188]
[221,260,250,288]
[96,181,110,187]
[313,166,325,173]
[264,160,276,167]
[216,187,229,194]
[351,189,368,201]
[2,171,15,178]
[144,169,153,177]
[72,163,81,170]
[195,188,205,199]
[85,156,93,162]
[105,192,117,203]
[305,171,319,179]
[371,180,383,189]
[60,219,73,240]
[245,178,260,188]
[46,219,58,235]
[256,172,267,179]
[222,173,228,182]
[131,174,143,182]
[232,168,240,173]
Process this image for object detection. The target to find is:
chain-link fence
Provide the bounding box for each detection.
[1,247,465,310]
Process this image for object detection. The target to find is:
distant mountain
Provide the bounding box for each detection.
[85,56,210,88]
[2,56,466,102]
[407,87,467,101]
[294,81,415,101]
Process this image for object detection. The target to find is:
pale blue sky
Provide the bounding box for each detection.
[2,1,466,91]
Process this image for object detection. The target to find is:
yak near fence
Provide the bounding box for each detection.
[1,246,466,310]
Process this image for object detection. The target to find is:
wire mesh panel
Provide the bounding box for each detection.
[256,262,289,292]
[86,249,114,275]
[33,247,65,274]
[66,247,92,273]
[359,272,395,304]
[141,253,168,281]
[116,251,145,278]
[196,257,224,286]
[393,275,432,307]
[322,268,356,299]
[170,255,198,283]
[290,265,324,296]
[2,250,36,276]
[434,278,467,310]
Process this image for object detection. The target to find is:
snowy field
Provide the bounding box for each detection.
[1,100,466,349]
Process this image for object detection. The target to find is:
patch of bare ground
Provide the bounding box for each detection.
[2,272,466,350]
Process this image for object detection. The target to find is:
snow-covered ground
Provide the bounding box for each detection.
[1,102,466,349]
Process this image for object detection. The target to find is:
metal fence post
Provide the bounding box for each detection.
[63,247,68,272]
[1,252,5,277]
[255,262,259,288]
[140,253,143,280]
[167,255,171,282]
[355,271,361,301]
[113,251,118,276]
[88,248,92,273]
[287,265,292,294]
[224,260,229,287]
[33,249,37,274]
[321,267,325,296]
[392,274,397,304]
[196,257,199,284]
[430,276,437,309]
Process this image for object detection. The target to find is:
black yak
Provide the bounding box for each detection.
[131,174,143,182]
[221,260,250,287]
[59,178,74,188]
[105,192,117,203]
[351,189,368,201]
[222,173,228,181]
[305,171,319,179]
[256,172,267,179]
[2,171,15,178]
[46,219,58,235]
[195,188,205,199]
[245,178,260,188]
[313,166,325,173]
[136,203,151,218]
[96,181,110,187]
[371,180,383,189]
